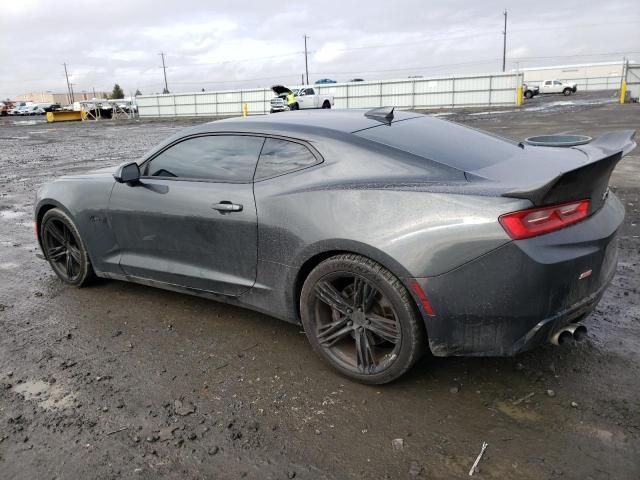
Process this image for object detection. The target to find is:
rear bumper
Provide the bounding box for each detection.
[412,193,624,357]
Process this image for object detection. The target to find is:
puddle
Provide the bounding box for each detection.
[12,380,77,410]
[576,424,627,448]
[496,401,542,421]
[0,210,26,219]
[467,110,515,116]
[0,262,20,269]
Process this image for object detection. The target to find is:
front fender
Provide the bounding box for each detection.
[34,177,122,275]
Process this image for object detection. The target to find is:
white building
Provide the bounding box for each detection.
[517,61,630,91]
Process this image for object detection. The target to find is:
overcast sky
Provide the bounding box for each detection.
[1,0,638,98]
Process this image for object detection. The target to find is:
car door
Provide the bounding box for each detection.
[107,134,265,296]
[541,80,552,93]
[306,88,318,108]
[296,89,308,109]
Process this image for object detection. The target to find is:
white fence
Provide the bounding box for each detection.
[524,75,623,92]
[136,72,523,118]
[625,65,640,100]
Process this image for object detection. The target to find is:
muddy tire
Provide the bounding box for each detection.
[300,254,426,384]
[40,208,96,287]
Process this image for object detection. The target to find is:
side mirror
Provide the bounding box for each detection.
[114,161,140,184]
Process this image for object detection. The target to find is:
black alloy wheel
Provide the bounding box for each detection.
[41,208,95,286]
[301,254,426,384]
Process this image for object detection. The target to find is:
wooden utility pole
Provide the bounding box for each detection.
[159,52,169,93]
[63,63,73,104]
[304,35,309,85]
[502,10,508,72]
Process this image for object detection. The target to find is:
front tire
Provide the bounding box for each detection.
[563,88,572,96]
[300,254,426,384]
[524,90,533,99]
[41,208,96,287]
[322,101,331,109]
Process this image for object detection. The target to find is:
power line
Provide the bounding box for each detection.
[311,51,640,76]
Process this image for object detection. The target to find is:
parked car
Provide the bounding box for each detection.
[35,108,635,384]
[42,103,61,112]
[539,79,578,96]
[523,83,540,99]
[314,78,337,84]
[270,85,334,113]
[349,78,365,82]
[23,105,46,115]
[8,103,28,115]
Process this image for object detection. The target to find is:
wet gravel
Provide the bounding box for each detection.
[1,94,639,479]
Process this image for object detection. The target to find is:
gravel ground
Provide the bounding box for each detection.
[0,91,639,479]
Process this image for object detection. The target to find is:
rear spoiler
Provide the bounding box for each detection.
[502,130,636,207]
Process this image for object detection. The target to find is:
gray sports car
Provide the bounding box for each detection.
[34,109,636,384]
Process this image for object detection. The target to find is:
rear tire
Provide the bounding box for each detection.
[41,208,96,287]
[563,88,572,96]
[300,254,426,384]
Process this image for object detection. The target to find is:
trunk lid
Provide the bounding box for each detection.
[469,130,636,212]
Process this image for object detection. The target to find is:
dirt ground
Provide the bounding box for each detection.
[1,92,639,479]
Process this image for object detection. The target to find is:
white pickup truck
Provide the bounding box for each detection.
[270,85,334,113]
[538,79,578,96]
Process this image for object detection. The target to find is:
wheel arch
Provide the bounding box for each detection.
[291,241,420,325]
[35,199,73,250]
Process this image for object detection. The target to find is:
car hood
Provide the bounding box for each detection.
[89,165,118,175]
[271,85,293,95]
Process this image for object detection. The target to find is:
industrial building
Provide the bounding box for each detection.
[519,61,629,91]
[14,91,109,104]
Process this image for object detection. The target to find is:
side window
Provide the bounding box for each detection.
[544,81,552,86]
[305,88,315,95]
[554,80,562,85]
[255,138,318,180]
[144,135,264,182]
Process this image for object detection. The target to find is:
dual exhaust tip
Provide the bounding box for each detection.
[550,323,587,346]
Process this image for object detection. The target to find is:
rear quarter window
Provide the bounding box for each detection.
[255,138,318,180]
[354,117,521,171]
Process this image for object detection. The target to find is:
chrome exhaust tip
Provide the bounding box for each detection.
[567,324,588,342]
[551,329,574,346]
[550,323,587,346]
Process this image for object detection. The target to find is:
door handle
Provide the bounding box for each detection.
[212,201,243,212]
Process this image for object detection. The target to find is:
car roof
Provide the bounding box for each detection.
[192,109,424,136]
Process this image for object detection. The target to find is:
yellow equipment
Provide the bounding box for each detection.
[46,110,86,122]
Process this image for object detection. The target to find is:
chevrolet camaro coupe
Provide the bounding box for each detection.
[35,109,636,383]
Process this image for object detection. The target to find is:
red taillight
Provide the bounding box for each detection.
[499,199,590,240]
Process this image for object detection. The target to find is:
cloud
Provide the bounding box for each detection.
[314,42,347,63]
[0,0,638,98]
